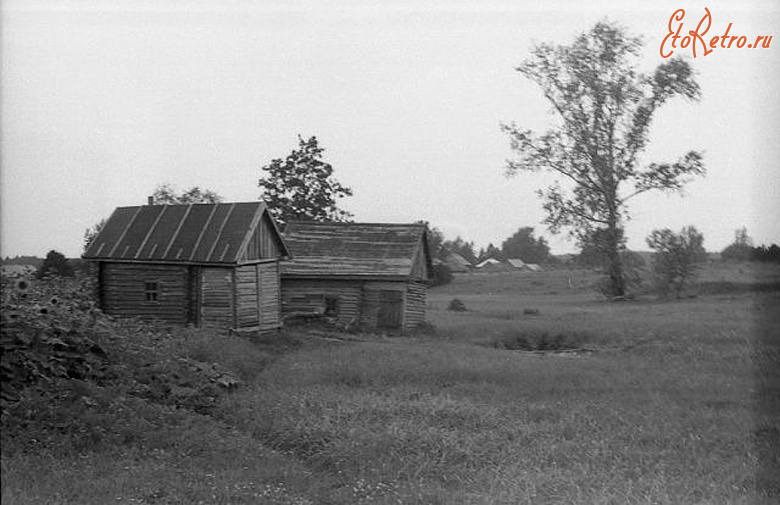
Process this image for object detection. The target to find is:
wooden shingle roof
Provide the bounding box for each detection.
[281,221,432,280]
[83,202,290,265]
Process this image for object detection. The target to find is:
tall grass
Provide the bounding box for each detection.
[3,266,779,503]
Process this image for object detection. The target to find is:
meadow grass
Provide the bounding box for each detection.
[2,263,779,503]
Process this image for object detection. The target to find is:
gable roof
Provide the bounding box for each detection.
[443,252,472,272]
[506,258,527,268]
[281,221,432,280]
[83,202,290,265]
[475,257,502,268]
[445,252,472,267]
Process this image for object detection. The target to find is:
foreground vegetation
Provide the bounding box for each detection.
[2,262,779,504]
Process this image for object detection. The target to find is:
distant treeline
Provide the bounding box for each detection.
[721,243,780,263]
[2,256,43,267]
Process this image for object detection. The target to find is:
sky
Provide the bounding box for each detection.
[2,0,779,258]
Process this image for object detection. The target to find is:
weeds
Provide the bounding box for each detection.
[447,298,467,311]
[3,266,779,504]
[492,328,592,351]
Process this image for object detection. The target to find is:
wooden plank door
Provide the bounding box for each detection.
[377,289,403,328]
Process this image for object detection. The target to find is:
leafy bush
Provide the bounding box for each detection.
[447,298,467,312]
[0,274,264,456]
[647,226,706,298]
[431,263,453,287]
[1,275,105,405]
[35,250,74,279]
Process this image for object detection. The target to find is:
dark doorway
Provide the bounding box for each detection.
[377,289,402,328]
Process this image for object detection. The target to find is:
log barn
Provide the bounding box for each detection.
[82,201,290,331]
[281,221,432,331]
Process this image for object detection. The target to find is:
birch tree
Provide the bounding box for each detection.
[503,21,705,297]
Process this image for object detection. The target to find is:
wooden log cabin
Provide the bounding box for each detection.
[281,221,433,331]
[82,201,290,331]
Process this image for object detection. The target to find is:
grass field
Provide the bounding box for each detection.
[2,261,779,504]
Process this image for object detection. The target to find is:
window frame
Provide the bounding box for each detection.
[324,295,340,317]
[144,280,160,303]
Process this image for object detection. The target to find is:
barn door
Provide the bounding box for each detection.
[377,289,403,328]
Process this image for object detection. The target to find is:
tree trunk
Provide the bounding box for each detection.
[604,216,626,298]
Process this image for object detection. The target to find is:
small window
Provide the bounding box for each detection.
[144,281,159,302]
[324,296,339,317]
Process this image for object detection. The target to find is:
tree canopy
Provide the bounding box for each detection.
[501,227,550,264]
[503,21,705,297]
[443,236,477,264]
[258,135,353,225]
[151,183,222,205]
[36,250,74,279]
[721,227,754,261]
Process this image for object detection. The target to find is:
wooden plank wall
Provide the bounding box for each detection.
[281,279,361,324]
[257,262,281,330]
[410,242,429,281]
[362,281,405,329]
[201,267,234,328]
[186,266,200,326]
[404,281,427,330]
[99,263,188,325]
[242,214,283,262]
[236,265,258,328]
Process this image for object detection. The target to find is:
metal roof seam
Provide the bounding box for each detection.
[134,205,167,259]
[162,203,194,259]
[106,206,143,258]
[188,204,218,262]
[83,207,116,258]
[205,203,236,263]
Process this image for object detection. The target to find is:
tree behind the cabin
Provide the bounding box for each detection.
[258,135,353,225]
[151,183,222,205]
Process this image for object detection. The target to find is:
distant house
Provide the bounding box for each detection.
[281,221,432,331]
[525,263,543,272]
[475,257,502,269]
[506,258,527,269]
[443,252,472,273]
[82,201,290,331]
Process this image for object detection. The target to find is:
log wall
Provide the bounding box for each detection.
[281,279,362,324]
[99,263,188,325]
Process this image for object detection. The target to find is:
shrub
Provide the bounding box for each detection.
[430,263,453,287]
[35,250,74,279]
[646,226,706,299]
[721,227,753,261]
[447,298,467,312]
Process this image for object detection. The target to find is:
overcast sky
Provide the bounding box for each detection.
[2,0,778,258]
